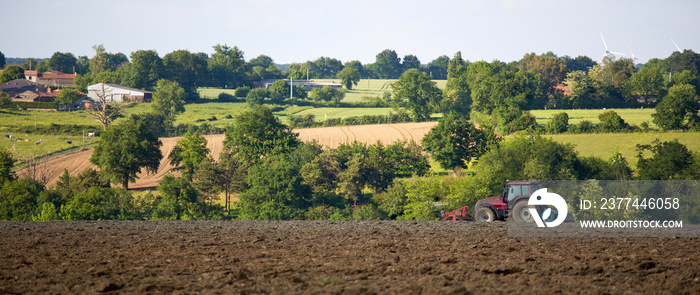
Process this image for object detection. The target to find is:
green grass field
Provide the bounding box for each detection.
[531,108,656,127]
[0,133,97,160]
[289,107,396,121]
[545,132,700,168]
[292,79,447,103]
[197,88,237,99]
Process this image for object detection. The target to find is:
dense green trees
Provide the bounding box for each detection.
[0,65,25,84]
[208,44,247,88]
[48,52,77,74]
[391,69,442,121]
[546,112,569,134]
[90,119,163,189]
[637,139,698,180]
[126,50,163,90]
[223,106,300,165]
[336,67,361,89]
[375,49,402,79]
[0,150,14,184]
[426,55,449,79]
[423,116,499,170]
[310,86,345,106]
[168,132,210,181]
[652,83,699,130]
[163,49,208,101]
[152,79,186,119]
[56,87,82,105]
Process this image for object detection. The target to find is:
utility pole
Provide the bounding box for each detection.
[290,76,294,99]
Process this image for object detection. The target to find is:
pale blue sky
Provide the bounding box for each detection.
[2,0,698,65]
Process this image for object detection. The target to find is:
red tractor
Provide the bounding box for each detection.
[473,181,540,223]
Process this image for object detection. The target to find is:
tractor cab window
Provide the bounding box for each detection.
[507,185,528,204]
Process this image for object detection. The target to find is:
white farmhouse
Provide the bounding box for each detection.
[87,83,153,103]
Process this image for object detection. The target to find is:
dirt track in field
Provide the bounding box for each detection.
[20,122,437,190]
[1,220,698,294]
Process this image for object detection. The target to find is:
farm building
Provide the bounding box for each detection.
[14,90,56,102]
[25,70,75,86]
[254,79,343,91]
[0,79,47,96]
[87,83,153,103]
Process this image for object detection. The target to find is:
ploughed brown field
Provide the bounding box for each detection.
[1,221,698,294]
[20,122,437,190]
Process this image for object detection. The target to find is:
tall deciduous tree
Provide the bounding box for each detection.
[447,51,466,80]
[163,49,208,100]
[391,68,442,121]
[310,57,344,79]
[344,60,366,78]
[519,53,568,96]
[155,174,198,220]
[169,132,210,181]
[127,50,162,90]
[336,67,360,90]
[89,44,128,74]
[152,79,186,120]
[637,139,696,180]
[239,154,311,220]
[48,52,77,73]
[624,65,664,101]
[248,54,275,69]
[652,83,699,130]
[423,116,500,170]
[426,55,449,79]
[208,44,246,88]
[90,119,163,190]
[402,54,421,71]
[0,65,25,84]
[0,149,14,184]
[224,106,300,165]
[375,49,402,79]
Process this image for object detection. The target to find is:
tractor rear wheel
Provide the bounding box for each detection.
[512,201,534,223]
[475,207,495,222]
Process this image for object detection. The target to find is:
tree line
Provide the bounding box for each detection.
[2,103,699,221]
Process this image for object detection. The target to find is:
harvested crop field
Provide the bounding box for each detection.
[1,220,698,294]
[21,122,437,190]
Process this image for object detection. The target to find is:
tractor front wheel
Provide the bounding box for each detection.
[475,207,495,222]
[512,201,534,223]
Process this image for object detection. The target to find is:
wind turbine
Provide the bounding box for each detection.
[600,33,626,61]
[627,46,644,64]
[671,39,682,52]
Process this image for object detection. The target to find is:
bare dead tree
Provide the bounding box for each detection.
[23,152,54,186]
[89,82,124,131]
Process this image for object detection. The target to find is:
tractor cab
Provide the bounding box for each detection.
[473,181,539,222]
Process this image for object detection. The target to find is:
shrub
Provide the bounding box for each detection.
[234,86,251,98]
[218,92,236,102]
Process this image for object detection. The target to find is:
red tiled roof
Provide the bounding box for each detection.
[24,90,56,97]
[39,72,75,79]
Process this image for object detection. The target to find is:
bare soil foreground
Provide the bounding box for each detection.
[1,221,699,294]
[23,122,437,190]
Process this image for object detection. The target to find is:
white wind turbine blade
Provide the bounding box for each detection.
[600,33,610,51]
[627,46,644,62]
[671,39,682,52]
